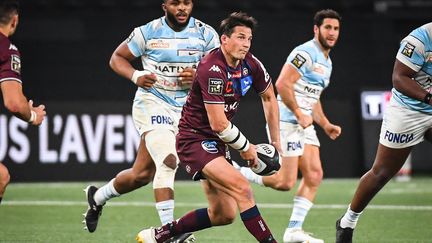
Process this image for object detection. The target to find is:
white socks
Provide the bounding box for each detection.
[239,167,264,186]
[340,205,362,229]
[155,199,175,225]
[288,196,313,229]
[94,178,120,206]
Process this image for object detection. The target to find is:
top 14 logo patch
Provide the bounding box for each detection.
[208,78,223,95]
[11,55,21,74]
[401,42,415,58]
[291,54,306,69]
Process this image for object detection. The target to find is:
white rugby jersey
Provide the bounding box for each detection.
[127,16,220,107]
[279,39,333,123]
[393,22,432,114]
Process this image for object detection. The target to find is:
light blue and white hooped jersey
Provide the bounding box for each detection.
[393,22,432,114]
[127,16,220,107]
[279,39,333,123]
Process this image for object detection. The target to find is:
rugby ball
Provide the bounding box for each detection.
[251,143,280,176]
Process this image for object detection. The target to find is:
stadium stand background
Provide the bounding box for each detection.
[1,0,431,181]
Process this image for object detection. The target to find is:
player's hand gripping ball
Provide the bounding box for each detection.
[251,143,280,176]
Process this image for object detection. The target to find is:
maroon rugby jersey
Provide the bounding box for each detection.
[0,32,21,83]
[178,48,271,140]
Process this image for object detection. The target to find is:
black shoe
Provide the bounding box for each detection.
[336,218,354,243]
[164,233,196,243]
[83,185,104,233]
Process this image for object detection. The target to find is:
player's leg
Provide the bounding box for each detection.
[336,144,411,243]
[203,157,277,242]
[146,128,196,243]
[336,98,430,243]
[0,162,11,204]
[163,179,236,243]
[283,144,323,243]
[146,129,178,225]
[138,157,277,243]
[83,138,155,232]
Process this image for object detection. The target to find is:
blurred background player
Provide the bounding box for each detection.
[136,12,280,243]
[236,9,341,243]
[0,0,46,204]
[82,0,219,242]
[336,22,432,243]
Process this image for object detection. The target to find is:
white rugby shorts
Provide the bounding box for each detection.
[132,92,182,137]
[271,122,320,157]
[379,97,432,148]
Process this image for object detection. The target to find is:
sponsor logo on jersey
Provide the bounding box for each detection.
[11,55,21,74]
[208,78,223,95]
[291,54,306,68]
[313,65,325,74]
[240,76,252,96]
[150,115,174,125]
[265,71,270,82]
[287,141,302,151]
[224,101,239,112]
[225,80,234,96]
[201,140,218,154]
[9,44,17,51]
[209,65,221,73]
[126,32,135,43]
[304,86,321,95]
[154,64,196,73]
[384,130,414,143]
[228,71,241,79]
[178,49,200,56]
[401,42,415,58]
[242,67,249,76]
[149,40,170,49]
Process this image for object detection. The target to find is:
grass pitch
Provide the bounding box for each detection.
[1,178,431,242]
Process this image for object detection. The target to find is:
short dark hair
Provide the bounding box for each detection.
[0,0,19,25]
[219,12,257,37]
[313,9,341,27]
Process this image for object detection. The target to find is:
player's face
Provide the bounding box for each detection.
[163,0,193,31]
[315,18,340,50]
[222,26,252,62]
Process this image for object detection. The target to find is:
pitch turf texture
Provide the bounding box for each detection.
[1,178,431,243]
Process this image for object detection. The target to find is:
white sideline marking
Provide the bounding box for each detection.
[3,200,432,210]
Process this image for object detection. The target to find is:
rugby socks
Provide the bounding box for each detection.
[287,196,313,229]
[240,205,276,243]
[154,208,212,242]
[0,197,2,205]
[240,167,264,186]
[340,205,362,229]
[93,178,120,206]
[156,199,174,225]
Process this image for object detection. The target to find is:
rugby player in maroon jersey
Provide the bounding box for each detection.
[0,0,46,205]
[136,12,281,243]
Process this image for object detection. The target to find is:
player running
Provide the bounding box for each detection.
[82,1,219,242]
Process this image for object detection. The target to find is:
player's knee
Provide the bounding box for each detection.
[370,167,393,184]
[163,153,177,170]
[308,170,324,186]
[302,168,323,187]
[153,163,176,190]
